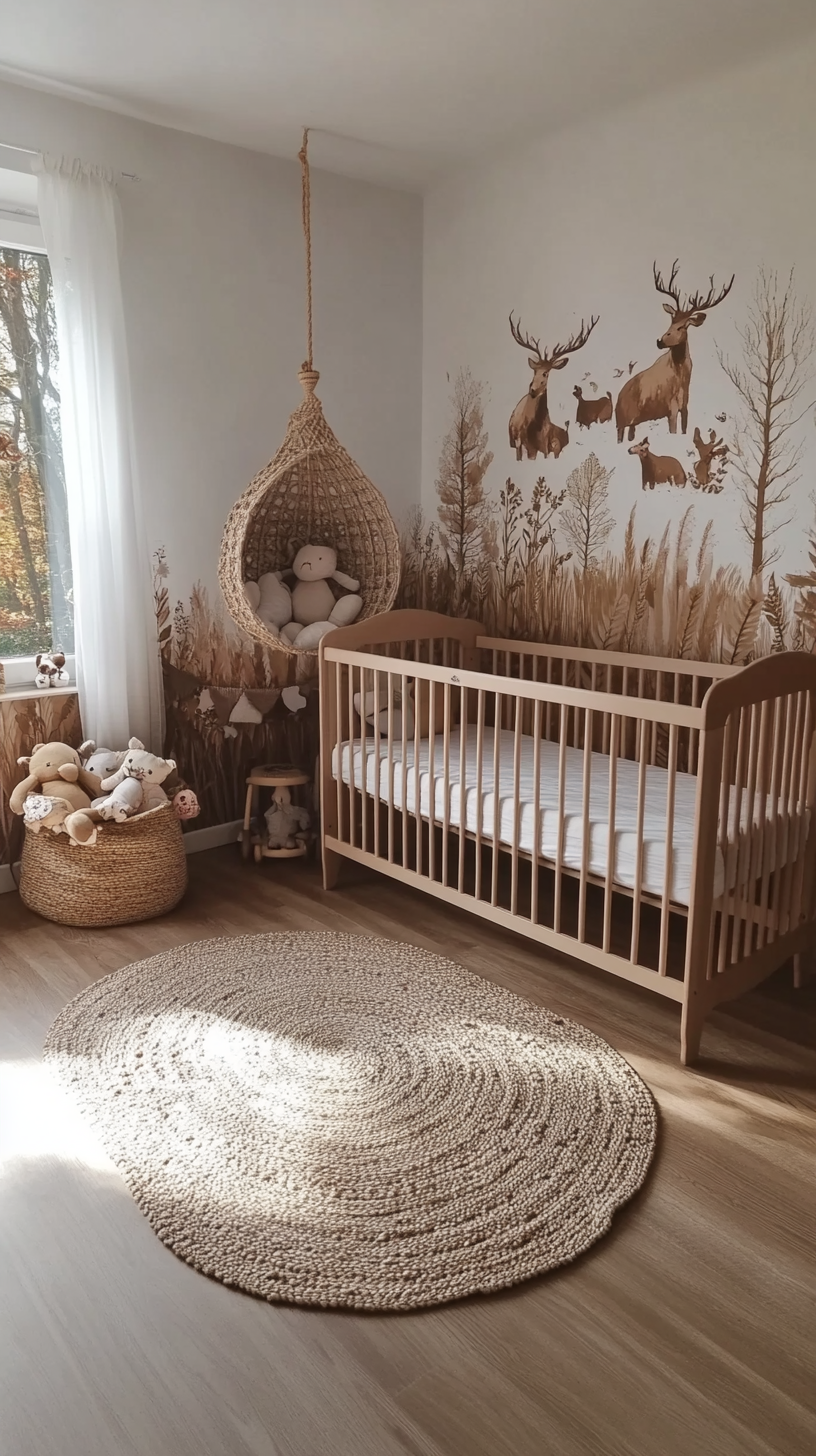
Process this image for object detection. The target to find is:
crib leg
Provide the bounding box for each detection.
[680,999,704,1066]
[322,845,342,891]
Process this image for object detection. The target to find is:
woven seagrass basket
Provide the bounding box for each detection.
[19,803,188,927]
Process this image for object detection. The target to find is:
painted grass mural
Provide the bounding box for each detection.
[398,365,816,663]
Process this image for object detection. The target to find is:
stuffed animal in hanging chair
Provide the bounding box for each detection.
[245,544,362,651]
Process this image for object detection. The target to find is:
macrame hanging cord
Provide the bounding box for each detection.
[298,128,314,372]
[216,126,402,656]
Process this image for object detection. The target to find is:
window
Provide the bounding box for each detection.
[0,203,73,667]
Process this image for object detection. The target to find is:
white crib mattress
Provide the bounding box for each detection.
[332,726,806,908]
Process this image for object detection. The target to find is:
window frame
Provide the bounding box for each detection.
[0,188,74,675]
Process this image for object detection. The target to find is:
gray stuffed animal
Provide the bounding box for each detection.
[264,786,310,849]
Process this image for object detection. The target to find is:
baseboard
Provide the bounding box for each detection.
[0,819,243,893]
[182,819,243,855]
[0,861,19,894]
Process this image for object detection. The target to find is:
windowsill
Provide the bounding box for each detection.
[1,653,77,694]
[0,682,76,703]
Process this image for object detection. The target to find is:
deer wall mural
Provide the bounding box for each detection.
[508,312,598,460]
[615,261,734,442]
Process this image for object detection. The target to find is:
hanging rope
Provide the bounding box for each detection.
[298,128,314,370]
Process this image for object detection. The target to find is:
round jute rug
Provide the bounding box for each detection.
[44,931,656,1311]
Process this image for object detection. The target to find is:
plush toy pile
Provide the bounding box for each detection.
[243,543,363,651]
[11,736,200,848]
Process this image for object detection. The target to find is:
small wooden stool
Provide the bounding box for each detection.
[241,765,311,864]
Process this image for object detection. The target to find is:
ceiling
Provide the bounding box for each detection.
[1,0,815,189]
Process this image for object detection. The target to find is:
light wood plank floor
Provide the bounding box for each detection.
[1,848,815,1456]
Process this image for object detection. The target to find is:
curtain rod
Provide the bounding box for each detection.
[0,140,139,181]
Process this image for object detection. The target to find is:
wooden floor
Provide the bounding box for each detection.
[1,848,815,1456]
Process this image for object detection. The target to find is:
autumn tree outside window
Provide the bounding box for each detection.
[0,241,72,660]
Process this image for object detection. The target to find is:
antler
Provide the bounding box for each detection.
[548,315,599,363]
[654,259,734,314]
[685,272,735,313]
[653,259,682,309]
[509,312,543,361]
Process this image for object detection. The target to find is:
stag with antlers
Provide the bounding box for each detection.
[615,261,734,443]
[508,312,598,460]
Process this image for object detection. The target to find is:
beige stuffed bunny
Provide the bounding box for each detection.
[279,545,363,651]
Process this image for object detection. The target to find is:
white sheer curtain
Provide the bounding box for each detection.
[33,155,163,752]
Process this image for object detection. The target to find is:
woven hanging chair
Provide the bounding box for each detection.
[218,132,401,657]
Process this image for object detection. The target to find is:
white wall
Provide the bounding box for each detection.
[421,38,816,584]
[0,79,423,598]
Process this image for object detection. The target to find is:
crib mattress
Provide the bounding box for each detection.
[332,726,807,908]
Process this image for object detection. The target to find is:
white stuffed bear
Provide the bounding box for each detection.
[264,786,310,849]
[92,738,177,822]
[243,572,293,632]
[279,545,363,651]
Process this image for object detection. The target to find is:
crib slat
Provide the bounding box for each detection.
[400,671,409,868]
[335,663,344,845]
[458,686,468,895]
[603,714,620,954]
[778,692,806,936]
[348,663,357,849]
[359,664,370,855]
[630,717,648,965]
[689,675,701,774]
[428,674,437,882]
[413,670,423,875]
[491,693,502,908]
[743,698,773,957]
[386,670,395,864]
[531,699,543,928]
[658,722,678,976]
[475,688,485,901]
[719,707,749,973]
[545,656,553,742]
[372,668,381,860]
[758,696,784,948]
[554,703,568,934]
[578,708,593,943]
[510,693,523,916]
[769,692,797,934]
[730,702,761,963]
[442,682,452,888]
[788,690,815,932]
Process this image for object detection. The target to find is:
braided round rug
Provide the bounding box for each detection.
[44,931,656,1311]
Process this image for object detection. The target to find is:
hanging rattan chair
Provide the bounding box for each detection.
[218,132,401,657]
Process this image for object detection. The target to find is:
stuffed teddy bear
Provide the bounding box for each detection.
[34,649,69,688]
[264,786,310,849]
[10,742,102,845]
[243,572,293,633]
[275,545,363,650]
[92,739,177,822]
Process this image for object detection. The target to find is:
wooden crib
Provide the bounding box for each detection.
[318,610,816,1063]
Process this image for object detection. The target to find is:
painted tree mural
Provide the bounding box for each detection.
[561,453,615,572]
[717,268,814,577]
[436,367,493,605]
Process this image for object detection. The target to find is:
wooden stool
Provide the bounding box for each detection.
[241,765,311,864]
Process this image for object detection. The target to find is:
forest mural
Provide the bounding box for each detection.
[153,550,319,831]
[402,262,816,662]
[0,691,81,866]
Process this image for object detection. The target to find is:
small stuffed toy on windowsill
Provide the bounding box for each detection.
[34,650,70,689]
